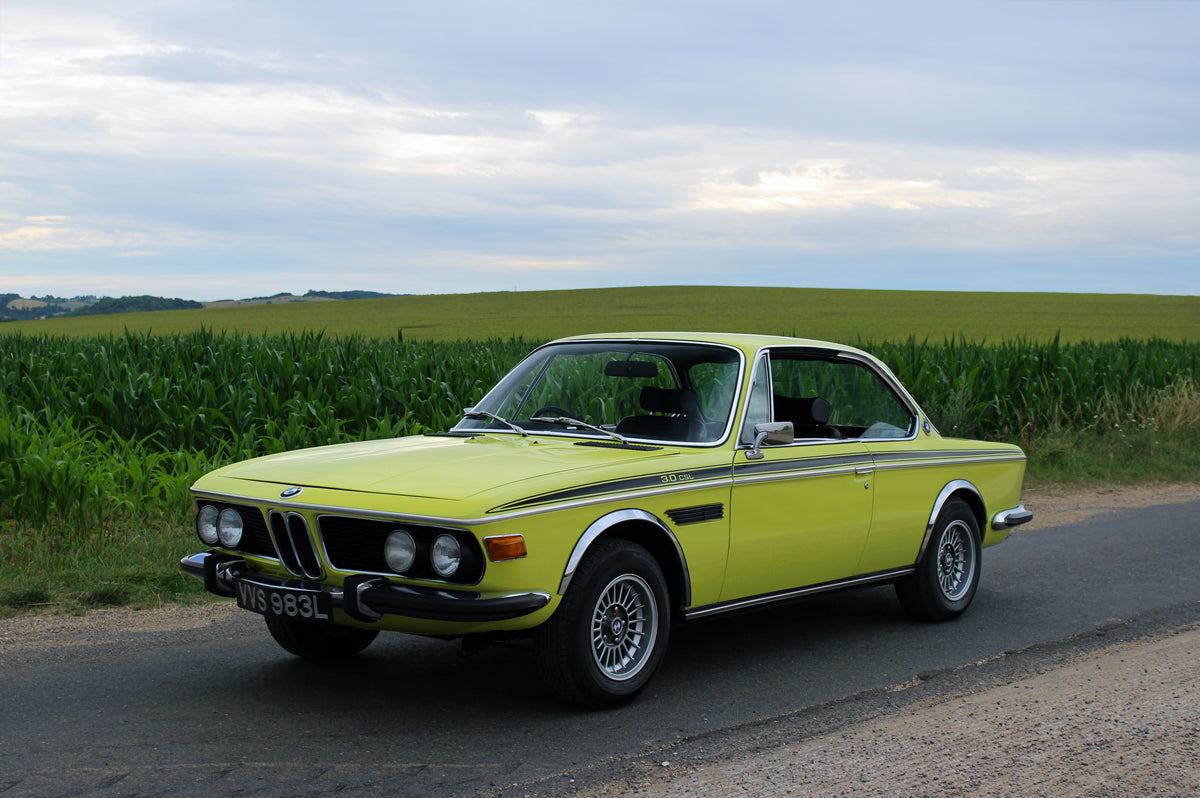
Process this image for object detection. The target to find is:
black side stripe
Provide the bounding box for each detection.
[487,466,732,514]
[487,449,1022,515]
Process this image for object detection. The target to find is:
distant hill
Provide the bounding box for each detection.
[1,294,99,321]
[2,290,399,321]
[70,296,203,316]
[305,290,395,300]
[200,290,400,308]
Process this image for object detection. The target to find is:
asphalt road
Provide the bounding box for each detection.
[3,500,1199,797]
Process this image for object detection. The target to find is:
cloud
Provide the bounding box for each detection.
[2,0,1198,299]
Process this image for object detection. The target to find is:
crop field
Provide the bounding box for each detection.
[2,286,1198,611]
[5,286,1200,343]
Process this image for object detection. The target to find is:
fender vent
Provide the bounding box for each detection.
[666,504,725,526]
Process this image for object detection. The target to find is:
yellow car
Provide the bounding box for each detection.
[182,332,1030,707]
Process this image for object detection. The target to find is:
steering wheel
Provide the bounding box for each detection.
[531,405,574,419]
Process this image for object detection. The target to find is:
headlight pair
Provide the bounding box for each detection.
[196,504,244,548]
[385,530,462,578]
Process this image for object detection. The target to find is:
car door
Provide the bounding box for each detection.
[721,350,875,602]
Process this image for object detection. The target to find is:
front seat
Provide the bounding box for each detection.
[773,395,842,439]
[615,387,705,441]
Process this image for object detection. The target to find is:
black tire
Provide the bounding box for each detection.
[264,616,379,660]
[535,539,671,709]
[895,498,981,622]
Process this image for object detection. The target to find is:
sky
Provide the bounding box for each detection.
[2,0,1198,301]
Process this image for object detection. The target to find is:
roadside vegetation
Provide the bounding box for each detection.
[2,296,1198,614]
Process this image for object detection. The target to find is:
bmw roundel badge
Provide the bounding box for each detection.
[280,486,304,499]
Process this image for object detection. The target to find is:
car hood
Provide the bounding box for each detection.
[207,433,681,501]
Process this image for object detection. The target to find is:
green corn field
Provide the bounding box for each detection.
[2,329,1198,610]
[0,328,1195,609]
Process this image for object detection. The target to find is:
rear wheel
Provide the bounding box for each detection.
[535,539,670,709]
[264,616,379,660]
[896,498,981,621]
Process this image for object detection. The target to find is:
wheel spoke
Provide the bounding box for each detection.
[936,520,975,601]
[589,573,658,680]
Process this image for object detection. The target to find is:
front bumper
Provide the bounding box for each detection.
[181,551,550,624]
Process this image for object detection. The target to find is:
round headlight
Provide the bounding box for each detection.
[384,529,417,573]
[430,534,462,578]
[217,508,244,548]
[197,504,220,545]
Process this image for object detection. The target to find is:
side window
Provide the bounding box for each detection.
[768,352,914,440]
[739,355,771,444]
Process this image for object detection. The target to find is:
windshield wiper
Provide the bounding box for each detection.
[462,409,528,436]
[531,416,630,446]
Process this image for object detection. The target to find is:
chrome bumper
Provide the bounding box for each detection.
[181,551,550,623]
[991,505,1034,530]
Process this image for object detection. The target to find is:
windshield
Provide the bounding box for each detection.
[453,341,743,445]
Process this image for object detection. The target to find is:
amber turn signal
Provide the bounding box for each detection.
[484,534,527,562]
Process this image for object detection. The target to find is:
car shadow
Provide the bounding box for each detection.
[203,583,927,718]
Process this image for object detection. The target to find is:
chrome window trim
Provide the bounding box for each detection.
[454,337,747,449]
[734,345,926,452]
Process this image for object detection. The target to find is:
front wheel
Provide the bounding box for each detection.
[895,498,981,622]
[535,539,670,709]
[264,616,379,660]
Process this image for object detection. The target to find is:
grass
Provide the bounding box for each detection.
[5,286,1200,343]
[0,514,209,616]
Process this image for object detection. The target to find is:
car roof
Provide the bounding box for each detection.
[555,331,867,357]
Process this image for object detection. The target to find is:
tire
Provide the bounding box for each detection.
[264,616,379,660]
[895,498,981,622]
[535,539,671,709]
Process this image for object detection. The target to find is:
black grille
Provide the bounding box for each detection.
[194,500,274,557]
[666,504,725,526]
[269,511,323,579]
[318,515,484,585]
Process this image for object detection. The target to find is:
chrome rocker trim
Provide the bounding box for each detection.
[181,551,550,624]
[684,567,915,621]
[992,505,1034,530]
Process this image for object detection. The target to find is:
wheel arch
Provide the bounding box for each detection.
[558,509,691,616]
[917,479,986,562]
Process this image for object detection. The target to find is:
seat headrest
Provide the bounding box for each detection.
[639,386,700,415]
[773,395,831,425]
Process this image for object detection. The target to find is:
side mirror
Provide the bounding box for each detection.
[746,421,794,460]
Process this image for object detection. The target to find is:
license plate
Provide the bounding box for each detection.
[235,581,332,621]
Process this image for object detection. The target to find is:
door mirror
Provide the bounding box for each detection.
[746,421,794,460]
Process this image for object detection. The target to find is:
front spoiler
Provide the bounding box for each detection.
[181,551,550,624]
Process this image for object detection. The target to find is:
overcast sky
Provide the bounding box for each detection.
[2,0,1198,300]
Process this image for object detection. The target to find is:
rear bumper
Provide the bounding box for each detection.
[991,505,1034,530]
[181,551,550,624]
